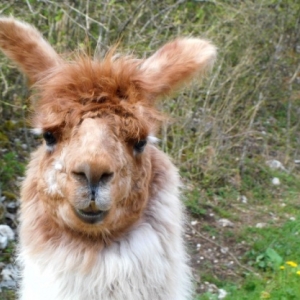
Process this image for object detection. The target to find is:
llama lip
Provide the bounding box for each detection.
[74,208,108,224]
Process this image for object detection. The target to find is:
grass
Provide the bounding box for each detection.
[187,170,300,299]
[185,163,300,299]
[225,219,300,299]
[0,0,300,299]
[192,209,300,299]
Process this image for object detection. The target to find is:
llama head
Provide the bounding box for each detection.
[0,17,216,240]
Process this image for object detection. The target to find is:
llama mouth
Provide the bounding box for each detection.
[74,208,108,224]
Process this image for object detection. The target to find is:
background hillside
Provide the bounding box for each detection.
[0,1,300,299]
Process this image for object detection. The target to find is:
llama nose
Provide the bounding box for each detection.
[72,161,114,187]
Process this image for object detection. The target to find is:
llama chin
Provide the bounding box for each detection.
[0,16,216,300]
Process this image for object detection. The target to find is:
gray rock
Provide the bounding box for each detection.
[218,288,228,299]
[272,177,280,185]
[256,222,267,228]
[266,160,286,171]
[0,263,18,291]
[0,225,15,249]
[0,236,8,250]
[238,195,248,203]
[217,218,234,228]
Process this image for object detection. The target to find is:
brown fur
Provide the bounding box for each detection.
[0,17,216,276]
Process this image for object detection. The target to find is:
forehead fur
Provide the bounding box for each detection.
[32,52,161,136]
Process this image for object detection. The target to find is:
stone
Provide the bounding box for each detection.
[0,236,8,250]
[221,247,229,254]
[266,160,286,171]
[0,225,15,249]
[218,288,228,299]
[217,218,234,228]
[0,264,18,290]
[272,177,280,185]
[239,195,247,203]
[256,222,267,228]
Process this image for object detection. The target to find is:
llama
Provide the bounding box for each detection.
[0,17,216,300]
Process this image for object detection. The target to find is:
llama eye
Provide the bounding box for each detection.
[134,140,147,153]
[43,131,56,146]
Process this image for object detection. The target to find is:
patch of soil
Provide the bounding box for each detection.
[186,213,248,294]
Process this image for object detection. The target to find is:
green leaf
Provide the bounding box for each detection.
[265,248,283,269]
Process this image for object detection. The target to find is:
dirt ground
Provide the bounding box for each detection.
[185,200,286,295]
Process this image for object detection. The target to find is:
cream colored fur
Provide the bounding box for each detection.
[0,17,217,300]
[18,149,191,300]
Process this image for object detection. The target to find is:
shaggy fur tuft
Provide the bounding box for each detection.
[0,16,216,300]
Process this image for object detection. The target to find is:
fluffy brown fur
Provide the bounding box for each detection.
[0,16,216,300]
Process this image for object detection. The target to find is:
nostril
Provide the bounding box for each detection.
[100,172,114,183]
[91,186,96,201]
[72,171,87,181]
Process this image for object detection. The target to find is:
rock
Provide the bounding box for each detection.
[6,201,19,214]
[205,282,218,294]
[266,160,286,171]
[238,195,247,203]
[256,222,267,228]
[218,288,228,299]
[272,177,280,185]
[5,212,17,222]
[226,261,235,269]
[0,225,15,249]
[0,264,18,290]
[217,218,234,228]
[0,236,8,250]
[220,247,229,254]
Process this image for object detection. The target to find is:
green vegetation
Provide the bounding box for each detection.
[0,152,25,190]
[0,0,300,299]
[226,219,300,299]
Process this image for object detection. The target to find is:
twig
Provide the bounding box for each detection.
[288,63,300,84]
[0,3,11,14]
[25,0,34,13]
[0,66,8,97]
[85,0,90,31]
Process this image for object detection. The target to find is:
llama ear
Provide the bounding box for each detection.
[136,38,217,98]
[0,17,61,84]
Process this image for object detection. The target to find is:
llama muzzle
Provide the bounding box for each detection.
[73,205,108,224]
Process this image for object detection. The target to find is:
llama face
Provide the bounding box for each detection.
[0,17,217,241]
[36,101,152,237]
[20,57,157,237]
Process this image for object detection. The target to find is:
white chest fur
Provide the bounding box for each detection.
[18,190,192,300]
